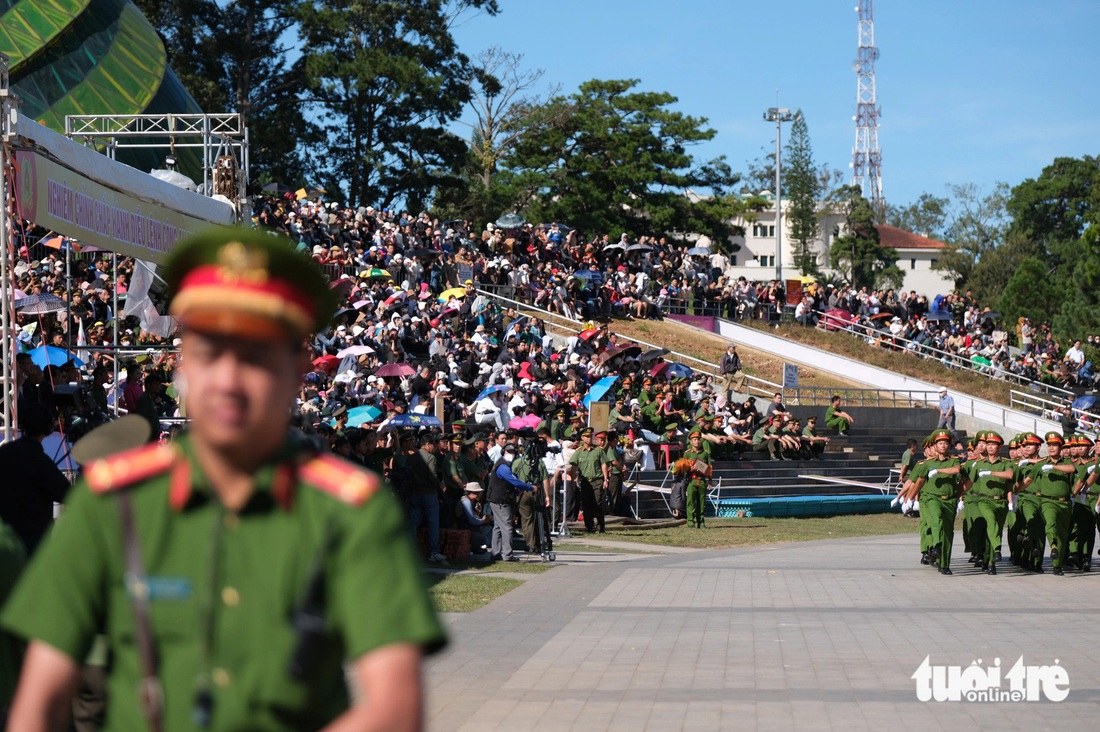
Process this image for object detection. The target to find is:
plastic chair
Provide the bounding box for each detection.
[657,442,682,469]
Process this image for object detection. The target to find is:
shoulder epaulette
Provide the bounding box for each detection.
[300,453,381,506]
[86,443,178,494]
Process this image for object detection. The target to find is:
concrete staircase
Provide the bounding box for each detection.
[630,406,953,519]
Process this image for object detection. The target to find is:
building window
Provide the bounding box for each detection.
[757,254,774,267]
[752,224,776,238]
[930,258,937,268]
[910,258,916,270]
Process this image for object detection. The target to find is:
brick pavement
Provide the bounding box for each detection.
[425,531,1100,731]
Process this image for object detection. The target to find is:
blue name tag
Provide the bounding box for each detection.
[129,576,193,601]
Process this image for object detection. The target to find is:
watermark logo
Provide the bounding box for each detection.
[912,656,1069,702]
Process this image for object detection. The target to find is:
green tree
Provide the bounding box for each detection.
[1007,155,1100,253]
[886,192,949,239]
[996,257,1059,328]
[298,0,499,209]
[506,79,760,243]
[435,48,570,225]
[1053,224,1100,340]
[965,229,1042,308]
[829,186,901,290]
[935,182,1009,289]
[135,0,313,183]
[783,111,822,277]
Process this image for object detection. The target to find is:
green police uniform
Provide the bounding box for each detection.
[909,433,961,573]
[964,457,1013,571]
[1078,456,1100,570]
[1,436,445,731]
[1030,448,1075,572]
[568,432,606,532]
[682,441,710,529]
[513,451,550,551]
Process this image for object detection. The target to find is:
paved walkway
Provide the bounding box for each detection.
[425,532,1100,731]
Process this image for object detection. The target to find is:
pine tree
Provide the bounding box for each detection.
[783,111,822,277]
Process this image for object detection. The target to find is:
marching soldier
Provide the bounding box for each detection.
[1071,436,1100,571]
[1020,432,1077,574]
[1,227,445,730]
[907,430,963,574]
[962,431,1014,574]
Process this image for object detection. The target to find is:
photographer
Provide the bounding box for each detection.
[513,432,551,555]
[487,442,535,562]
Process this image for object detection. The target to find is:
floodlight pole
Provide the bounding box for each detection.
[763,107,794,283]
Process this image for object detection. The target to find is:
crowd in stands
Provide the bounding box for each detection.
[10,192,1096,557]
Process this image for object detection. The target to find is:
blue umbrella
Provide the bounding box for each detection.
[503,316,527,341]
[665,362,694,379]
[583,375,620,408]
[14,293,68,314]
[476,383,512,401]
[1071,395,1098,413]
[28,345,84,369]
[388,414,443,428]
[344,405,382,427]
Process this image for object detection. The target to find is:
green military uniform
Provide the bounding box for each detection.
[1075,452,1100,571]
[963,434,1013,572]
[1027,433,1076,573]
[1065,436,1094,569]
[824,402,849,434]
[1,436,445,731]
[683,434,711,529]
[568,429,606,533]
[1007,434,1042,567]
[513,449,550,552]
[908,430,961,573]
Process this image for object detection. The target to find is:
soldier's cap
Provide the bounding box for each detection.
[330,404,347,419]
[663,423,678,433]
[571,414,584,422]
[1022,433,1043,446]
[1064,434,1079,447]
[1080,435,1095,447]
[593,430,607,438]
[449,434,463,443]
[984,431,1004,445]
[702,415,714,421]
[164,226,337,340]
[689,429,702,438]
[807,416,817,422]
[1045,431,1064,445]
[451,419,467,428]
[580,427,593,437]
[930,429,952,444]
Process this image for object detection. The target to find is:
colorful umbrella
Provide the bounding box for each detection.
[15,293,67,314]
[375,363,415,378]
[437,287,467,301]
[312,355,340,371]
[578,328,601,341]
[476,384,513,401]
[388,413,443,428]
[495,213,526,228]
[598,344,641,365]
[345,405,382,427]
[582,376,619,407]
[364,268,392,280]
[337,345,375,359]
[28,345,84,369]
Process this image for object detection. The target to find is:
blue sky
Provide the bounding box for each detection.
[450,0,1099,208]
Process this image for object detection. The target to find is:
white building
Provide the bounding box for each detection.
[706,192,955,296]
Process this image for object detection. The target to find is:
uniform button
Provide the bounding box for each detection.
[224,514,240,530]
[222,587,240,607]
[212,668,231,687]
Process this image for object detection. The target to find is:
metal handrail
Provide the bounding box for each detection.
[475,288,784,396]
[1011,389,1100,433]
[810,309,1075,402]
[788,386,940,408]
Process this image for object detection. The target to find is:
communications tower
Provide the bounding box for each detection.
[851,0,883,208]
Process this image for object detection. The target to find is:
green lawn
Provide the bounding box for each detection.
[426,574,524,613]
[592,513,921,549]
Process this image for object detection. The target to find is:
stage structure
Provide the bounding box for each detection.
[1,53,241,441]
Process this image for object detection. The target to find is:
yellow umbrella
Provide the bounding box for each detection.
[437,287,467,301]
[799,275,817,284]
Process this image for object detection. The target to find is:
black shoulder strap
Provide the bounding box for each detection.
[118,493,164,732]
